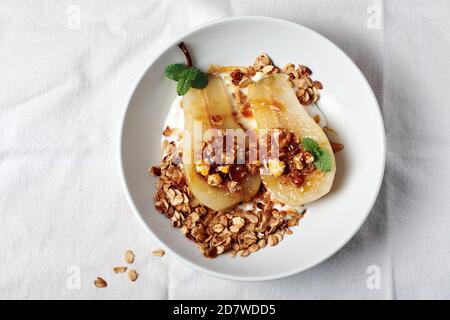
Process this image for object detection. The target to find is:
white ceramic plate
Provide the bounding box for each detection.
[119,16,385,281]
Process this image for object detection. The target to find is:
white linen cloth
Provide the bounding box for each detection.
[0,0,449,299]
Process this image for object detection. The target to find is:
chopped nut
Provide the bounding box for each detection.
[195,162,210,176]
[189,212,200,223]
[240,249,250,257]
[298,77,308,89]
[283,63,295,73]
[293,154,304,170]
[267,235,276,246]
[216,245,225,255]
[249,244,260,253]
[204,246,218,258]
[304,152,314,164]
[207,173,222,187]
[113,266,127,273]
[229,225,240,233]
[230,216,245,233]
[291,78,303,88]
[312,87,320,102]
[298,64,312,76]
[301,91,311,105]
[257,239,267,248]
[230,69,244,85]
[171,193,184,206]
[232,217,245,227]
[274,233,283,242]
[246,66,256,76]
[287,218,298,227]
[163,126,172,137]
[149,165,161,176]
[288,65,322,105]
[212,223,225,233]
[217,165,230,174]
[166,188,176,200]
[241,102,253,117]
[243,232,257,244]
[152,248,165,257]
[244,212,258,224]
[210,115,223,126]
[128,269,138,282]
[313,80,323,89]
[94,277,107,288]
[331,141,344,153]
[296,89,305,98]
[238,76,252,88]
[254,53,271,70]
[267,159,286,177]
[124,250,135,264]
[172,220,181,228]
[262,65,274,74]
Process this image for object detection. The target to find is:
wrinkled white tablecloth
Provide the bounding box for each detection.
[1,0,449,299]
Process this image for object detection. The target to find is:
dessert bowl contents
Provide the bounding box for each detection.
[150,43,343,258]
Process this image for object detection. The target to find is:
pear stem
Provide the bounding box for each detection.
[178,42,193,67]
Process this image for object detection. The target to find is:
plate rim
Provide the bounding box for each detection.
[118,15,386,282]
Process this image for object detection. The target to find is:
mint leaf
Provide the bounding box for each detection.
[176,67,200,96]
[314,149,332,172]
[303,137,319,152]
[303,137,332,172]
[176,78,192,96]
[302,137,320,158]
[191,72,208,89]
[165,64,187,81]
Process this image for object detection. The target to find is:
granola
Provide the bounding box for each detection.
[208,53,323,107]
[151,134,305,259]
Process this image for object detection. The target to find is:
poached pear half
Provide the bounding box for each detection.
[248,74,336,206]
[182,75,261,211]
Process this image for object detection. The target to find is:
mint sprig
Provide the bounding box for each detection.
[302,137,332,172]
[164,42,208,96]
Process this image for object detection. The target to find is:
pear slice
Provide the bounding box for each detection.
[182,75,261,212]
[248,74,336,206]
